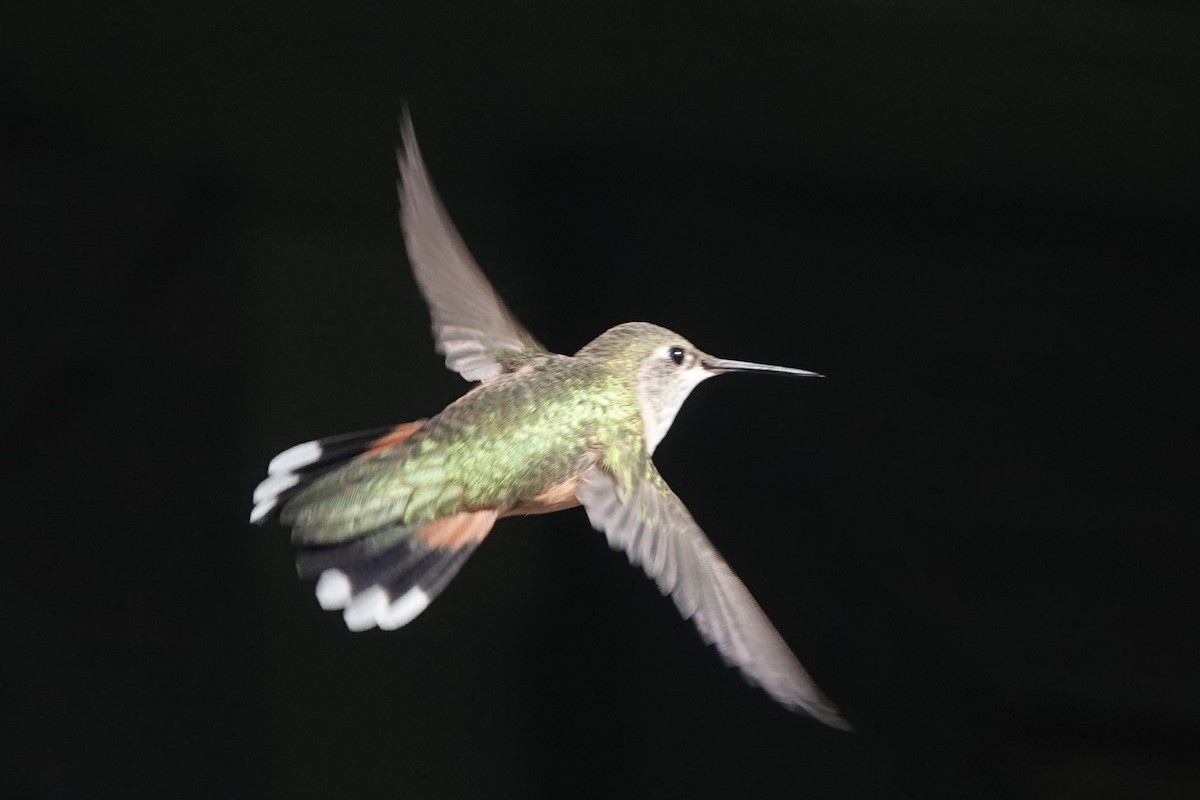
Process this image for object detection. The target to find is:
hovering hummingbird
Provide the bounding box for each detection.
[251,116,848,729]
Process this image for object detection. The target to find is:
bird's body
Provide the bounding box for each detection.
[291,352,608,538]
[251,116,849,729]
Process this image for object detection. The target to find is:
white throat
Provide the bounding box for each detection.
[635,369,714,454]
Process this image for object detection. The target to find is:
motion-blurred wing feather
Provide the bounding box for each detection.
[398,114,544,382]
[576,466,850,730]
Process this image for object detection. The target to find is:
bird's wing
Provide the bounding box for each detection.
[398,114,546,382]
[576,464,850,729]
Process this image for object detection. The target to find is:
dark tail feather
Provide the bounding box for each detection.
[297,524,480,631]
[249,425,408,525]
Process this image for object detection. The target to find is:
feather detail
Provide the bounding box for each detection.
[362,420,426,457]
[250,425,411,524]
[418,509,499,549]
[296,515,490,632]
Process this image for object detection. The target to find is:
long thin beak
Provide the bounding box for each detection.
[701,357,824,378]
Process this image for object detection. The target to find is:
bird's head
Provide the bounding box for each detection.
[577,322,822,453]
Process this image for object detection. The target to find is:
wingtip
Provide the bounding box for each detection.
[822,711,855,732]
[793,698,854,731]
[397,104,419,165]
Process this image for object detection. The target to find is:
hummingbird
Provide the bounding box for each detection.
[251,116,849,729]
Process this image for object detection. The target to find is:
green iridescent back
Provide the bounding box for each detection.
[285,354,638,544]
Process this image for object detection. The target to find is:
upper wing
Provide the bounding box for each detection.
[576,465,850,729]
[398,114,545,382]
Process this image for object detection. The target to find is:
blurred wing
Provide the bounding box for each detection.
[398,114,545,382]
[576,465,850,730]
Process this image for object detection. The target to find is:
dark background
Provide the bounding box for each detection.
[3,2,1197,797]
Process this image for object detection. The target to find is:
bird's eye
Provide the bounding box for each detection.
[668,346,685,365]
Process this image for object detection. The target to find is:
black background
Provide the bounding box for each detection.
[3,2,1198,798]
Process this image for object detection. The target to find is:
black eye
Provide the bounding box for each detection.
[668,346,685,365]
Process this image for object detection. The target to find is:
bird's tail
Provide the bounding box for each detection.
[250,426,398,525]
[294,521,484,631]
[252,422,494,631]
